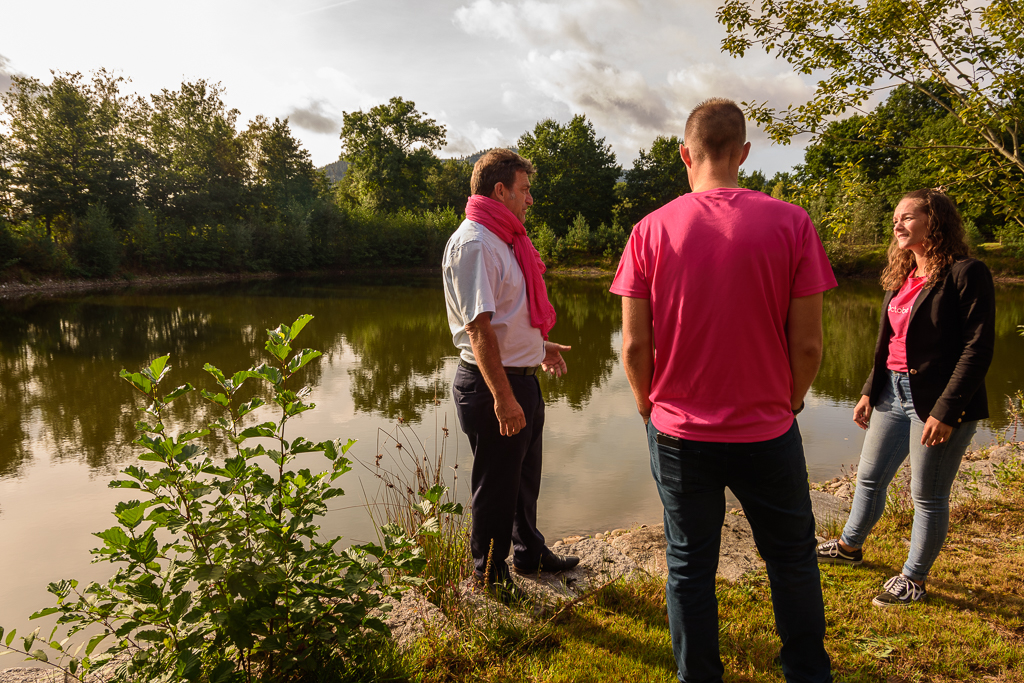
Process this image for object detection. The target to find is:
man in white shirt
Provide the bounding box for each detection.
[442,148,577,600]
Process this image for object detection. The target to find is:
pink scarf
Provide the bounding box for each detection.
[465,194,557,340]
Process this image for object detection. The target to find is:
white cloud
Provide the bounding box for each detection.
[0,54,18,92]
[452,0,814,166]
[443,120,510,156]
[666,64,812,112]
[286,99,341,135]
[314,67,378,111]
[525,50,676,137]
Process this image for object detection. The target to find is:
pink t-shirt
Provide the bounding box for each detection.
[610,188,837,442]
[885,272,928,372]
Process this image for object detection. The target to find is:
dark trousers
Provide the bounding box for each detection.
[646,420,832,683]
[453,364,546,580]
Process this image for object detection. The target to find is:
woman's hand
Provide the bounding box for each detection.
[853,395,872,430]
[921,416,953,447]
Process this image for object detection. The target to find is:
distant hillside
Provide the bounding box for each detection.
[321,159,348,183]
[462,148,518,166]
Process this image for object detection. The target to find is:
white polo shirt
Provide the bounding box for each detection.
[442,219,545,368]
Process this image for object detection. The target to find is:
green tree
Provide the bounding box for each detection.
[425,157,473,211]
[615,135,688,228]
[0,131,14,223]
[242,115,322,212]
[718,0,1024,225]
[737,169,768,193]
[140,80,246,228]
[0,70,134,239]
[796,85,949,191]
[517,115,620,236]
[338,97,446,211]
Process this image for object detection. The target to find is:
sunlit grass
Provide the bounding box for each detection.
[403,452,1024,682]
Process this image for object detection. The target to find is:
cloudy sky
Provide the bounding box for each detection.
[0,0,816,174]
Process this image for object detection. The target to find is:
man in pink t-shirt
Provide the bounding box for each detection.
[611,99,836,683]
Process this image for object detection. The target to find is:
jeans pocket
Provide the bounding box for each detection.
[650,444,697,489]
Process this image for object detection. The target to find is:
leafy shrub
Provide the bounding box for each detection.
[343,206,460,268]
[125,207,162,271]
[0,316,424,682]
[71,204,121,277]
[964,217,984,250]
[996,220,1024,258]
[9,219,70,274]
[0,220,19,272]
[531,222,565,265]
[593,220,628,260]
[566,213,592,252]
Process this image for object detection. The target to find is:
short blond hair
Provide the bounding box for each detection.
[684,98,746,162]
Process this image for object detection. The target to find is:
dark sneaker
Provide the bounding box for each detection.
[872,574,926,607]
[512,550,580,574]
[816,539,863,565]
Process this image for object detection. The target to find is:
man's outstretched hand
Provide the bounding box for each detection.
[542,341,570,377]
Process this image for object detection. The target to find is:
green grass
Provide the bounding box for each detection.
[400,453,1024,682]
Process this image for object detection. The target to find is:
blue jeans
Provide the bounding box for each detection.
[647,420,832,683]
[841,369,977,582]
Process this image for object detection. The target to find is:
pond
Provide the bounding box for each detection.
[1,274,1023,637]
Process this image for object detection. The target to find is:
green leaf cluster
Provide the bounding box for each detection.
[338,96,447,213]
[717,0,1024,228]
[517,114,621,239]
[0,316,428,682]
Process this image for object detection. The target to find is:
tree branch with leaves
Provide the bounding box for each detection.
[717,0,1024,225]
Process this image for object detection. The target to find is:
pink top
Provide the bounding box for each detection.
[610,188,837,442]
[885,271,929,372]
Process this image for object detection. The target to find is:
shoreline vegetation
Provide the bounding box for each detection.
[3,73,1024,303]
[3,252,1024,302]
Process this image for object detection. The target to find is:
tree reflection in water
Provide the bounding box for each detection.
[1,276,1023,478]
[539,276,620,409]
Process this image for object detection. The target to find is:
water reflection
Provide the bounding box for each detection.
[1,275,1023,634]
[815,279,1024,430]
[817,280,886,403]
[2,276,1024,479]
[541,277,621,408]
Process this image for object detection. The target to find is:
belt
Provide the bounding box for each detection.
[459,358,539,376]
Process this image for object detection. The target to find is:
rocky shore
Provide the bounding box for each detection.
[3,442,1020,681]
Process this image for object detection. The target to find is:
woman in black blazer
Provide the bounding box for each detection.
[816,189,995,607]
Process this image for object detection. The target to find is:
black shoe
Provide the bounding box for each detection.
[816,539,863,566]
[512,549,580,574]
[872,574,926,607]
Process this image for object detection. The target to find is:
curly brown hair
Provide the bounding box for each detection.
[880,188,969,291]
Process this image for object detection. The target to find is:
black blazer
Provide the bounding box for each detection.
[862,258,995,426]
